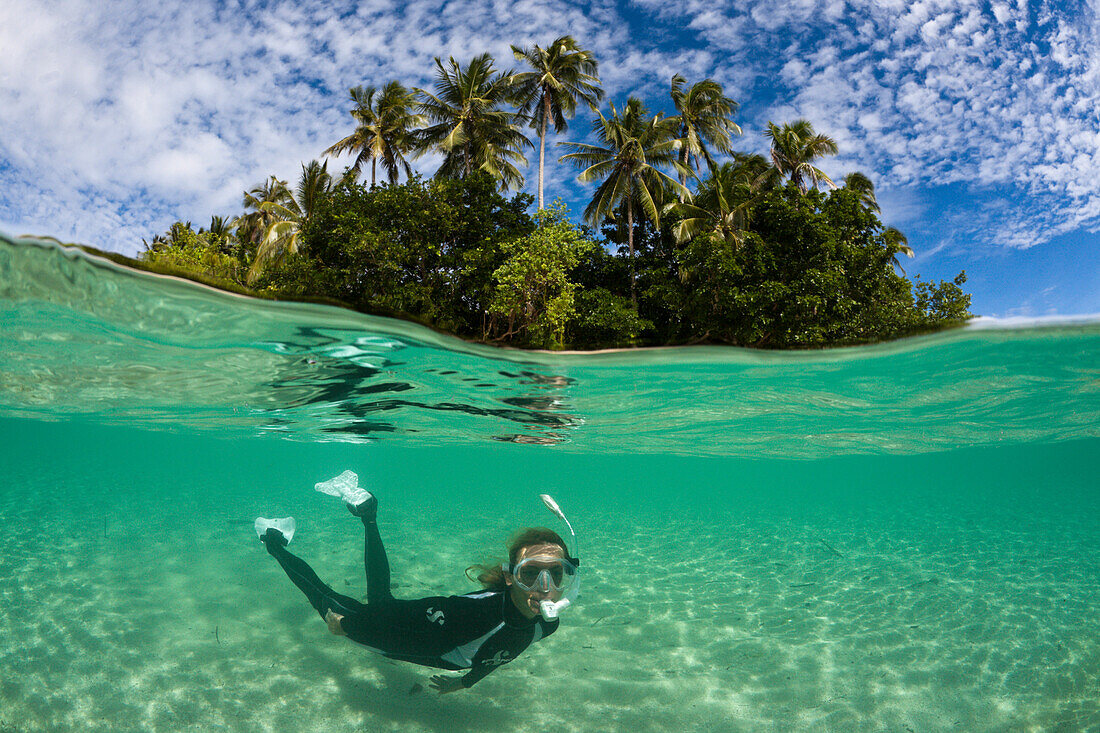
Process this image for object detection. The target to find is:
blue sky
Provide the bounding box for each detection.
[2,0,1098,317]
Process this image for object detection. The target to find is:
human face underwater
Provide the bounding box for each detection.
[505,544,575,619]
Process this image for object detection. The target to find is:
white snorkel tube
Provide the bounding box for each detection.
[537,494,580,620]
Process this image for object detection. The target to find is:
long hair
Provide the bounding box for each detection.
[465,527,570,590]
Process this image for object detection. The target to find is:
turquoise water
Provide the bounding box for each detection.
[1,234,1098,732]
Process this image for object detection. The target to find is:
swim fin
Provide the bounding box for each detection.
[254,516,296,544]
[315,470,371,507]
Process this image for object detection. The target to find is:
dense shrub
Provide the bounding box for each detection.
[142,179,971,350]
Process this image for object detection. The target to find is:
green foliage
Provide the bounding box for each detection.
[133,45,976,351]
[289,173,535,333]
[696,185,918,346]
[673,231,748,340]
[488,204,595,348]
[619,185,971,347]
[246,160,335,284]
[142,222,244,284]
[140,164,974,351]
[913,272,972,324]
[570,288,652,347]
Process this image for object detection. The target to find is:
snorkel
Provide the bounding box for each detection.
[536,494,580,620]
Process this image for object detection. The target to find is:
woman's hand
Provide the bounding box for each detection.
[428,674,465,694]
[324,609,346,636]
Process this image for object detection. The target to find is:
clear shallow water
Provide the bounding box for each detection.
[1,234,1098,732]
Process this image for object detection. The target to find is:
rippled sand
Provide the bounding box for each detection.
[2,478,1097,733]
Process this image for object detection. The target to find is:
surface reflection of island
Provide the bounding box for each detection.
[493,434,566,445]
[491,371,577,445]
[263,333,583,444]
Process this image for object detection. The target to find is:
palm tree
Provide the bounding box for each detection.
[324,86,378,182]
[205,215,233,239]
[843,171,880,212]
[883,227,914,274]
[246,160,334,284]
[666,162,757,247]
[324,83,424,187]
[235,176,288,260]
[165,221,194,247]
[838,172,911,271]
[765,119,839,193]
[415,54,531,190]
[201,215,236,255]
[669,74,741,198]
[510,36,603,210]
[730,151,780,193]
[559,97,690,304]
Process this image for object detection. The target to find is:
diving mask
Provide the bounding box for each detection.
[506,555,578,593]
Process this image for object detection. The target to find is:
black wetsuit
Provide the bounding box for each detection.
[262,510,559,688]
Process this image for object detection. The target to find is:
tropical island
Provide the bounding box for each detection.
[136,37,971,350]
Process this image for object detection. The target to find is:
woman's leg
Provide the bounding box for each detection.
[261,530,367,619]
[261,523,447,659]
[352,496,393,604]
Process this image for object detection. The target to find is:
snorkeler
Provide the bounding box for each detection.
[254,471,580,693]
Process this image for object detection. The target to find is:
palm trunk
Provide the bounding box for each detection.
[538,96,549,210]
[371,159,377,188]
[628,197,636,308]
[678,147,688,203]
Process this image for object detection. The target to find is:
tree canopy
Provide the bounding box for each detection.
[140,40,972,351]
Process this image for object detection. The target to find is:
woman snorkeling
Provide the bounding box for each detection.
[254,471,580,693]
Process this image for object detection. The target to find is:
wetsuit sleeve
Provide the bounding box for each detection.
[460,660,498,688]
[459,615,560,688]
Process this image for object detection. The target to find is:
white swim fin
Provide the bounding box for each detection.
[315,470,371,507]
[254,516,296,543]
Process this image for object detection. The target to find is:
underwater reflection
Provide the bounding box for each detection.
[262,332,583,441]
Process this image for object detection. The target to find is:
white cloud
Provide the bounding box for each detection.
[708,0,1100,250]
[1,0,1098,263]
[0,0,751,253]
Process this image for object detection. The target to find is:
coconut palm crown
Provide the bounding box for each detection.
[669,74,741,196]
[235,176,287,260]
[766,119,839,193]
[415,53,532,191]
[245,160,334,284]
[883,226,915,273]
[324,82,424,187]
[666,161,760,247]
[510,36,603,210]
[843,171,880,212]
[559,97,690,303]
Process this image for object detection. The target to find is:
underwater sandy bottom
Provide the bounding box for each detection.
[1,479,1098,733]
